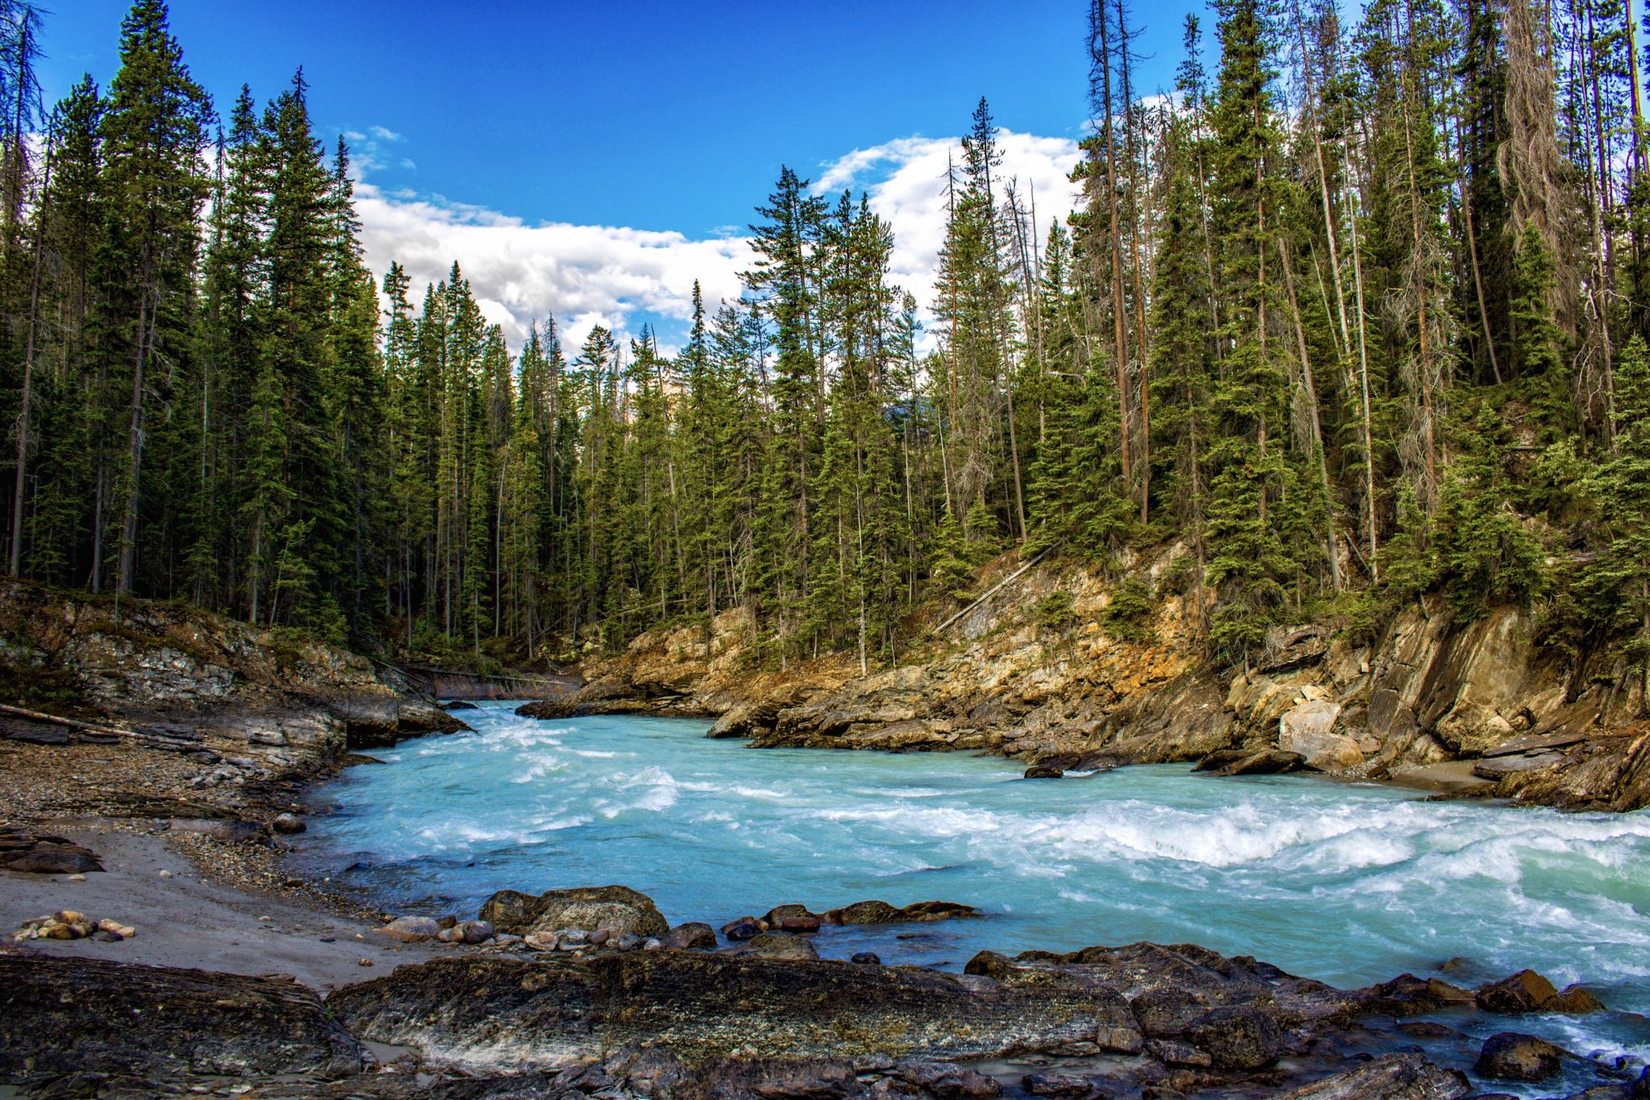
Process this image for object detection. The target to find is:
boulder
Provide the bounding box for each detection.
[1279,699,1361,771]
[1358,973,1474,1015]
[823,899,902,925]
[1475,969,1558,1013]
[720,916,763,940]
[380,915,441,942]
[762,903,823,932]
[271,812,306,835]
[900,900,979,922]
[1548,983,1605,1013]
[851,952,881,965]
[477,888,540,931]
[664,922,717,950]
[1473,1031,1567,1082]
[819,898,977,925]
[480,884,667,939]
[1025,764,1065,779]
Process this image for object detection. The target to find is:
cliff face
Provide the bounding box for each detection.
[528,553,1650,812]
[0,579,463,774]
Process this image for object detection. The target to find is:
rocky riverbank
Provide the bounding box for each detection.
[4,854,1646,1098]
[3,581,1647,1098]
[522,548,1650,812]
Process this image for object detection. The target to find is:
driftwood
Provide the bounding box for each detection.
[0,702,128,739]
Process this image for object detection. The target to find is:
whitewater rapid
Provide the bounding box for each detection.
[298,703,1650,1062]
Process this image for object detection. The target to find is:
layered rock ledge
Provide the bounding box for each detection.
[521,554,1650,811]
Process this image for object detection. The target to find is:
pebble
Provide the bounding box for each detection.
[67,873,86,882]
[357,957,374,967]
[158,869,173,878]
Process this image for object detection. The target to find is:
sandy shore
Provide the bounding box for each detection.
[1,822,444,991]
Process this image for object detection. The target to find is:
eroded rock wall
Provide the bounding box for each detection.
[525,553,1650,811]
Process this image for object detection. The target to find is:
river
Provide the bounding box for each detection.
[296,701,1650,1075]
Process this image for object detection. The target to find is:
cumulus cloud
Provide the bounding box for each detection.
[810,129,1083,328]
[352,128,1082,354]
[355,183,753,352]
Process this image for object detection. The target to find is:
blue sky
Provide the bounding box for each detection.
[40,0,1197,349]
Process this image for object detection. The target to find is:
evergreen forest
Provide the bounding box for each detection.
[0,0,1643,687]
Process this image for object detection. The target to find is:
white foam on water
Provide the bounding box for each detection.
[731,785,790,800]
[305,709,1650,1040]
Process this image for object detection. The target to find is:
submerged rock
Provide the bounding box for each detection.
[819,898,979,925]
[1024,764,1065,779]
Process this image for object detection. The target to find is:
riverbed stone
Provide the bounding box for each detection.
[763,903,823,932]
[271,812,306,835]
[665,922,717,949]
[892,1061,1002,1097]
[721,916,763,940]
[380,915,441,942]
[823,899,902,925]
[901,900,980,922]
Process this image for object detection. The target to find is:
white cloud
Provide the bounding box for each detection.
[351,128,1083,355]
[811,129,1084,332]
[354,183,752,353]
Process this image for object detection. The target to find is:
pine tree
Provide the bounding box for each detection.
[95,0,212,596]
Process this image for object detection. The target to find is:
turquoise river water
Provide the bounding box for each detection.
[296,702,1650,1073]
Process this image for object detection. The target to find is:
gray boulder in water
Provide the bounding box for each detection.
[479,883,668,939]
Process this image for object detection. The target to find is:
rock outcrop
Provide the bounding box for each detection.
[326,950,1141,1068]
[0,954,364,1085]
[6,940,1631,1099]
[0,580,466,824]
[517,550,1650,811]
